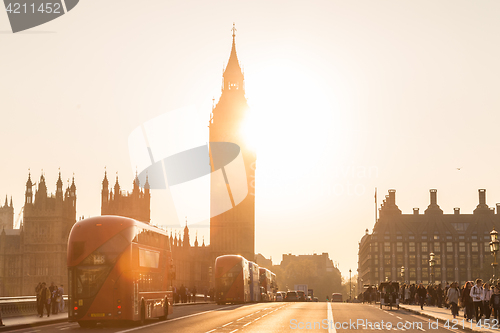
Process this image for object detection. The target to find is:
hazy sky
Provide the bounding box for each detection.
[2,0,500,278]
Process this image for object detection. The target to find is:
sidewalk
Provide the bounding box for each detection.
[0,312,69,331]
[400,304,499,333]
[0,302,213,331]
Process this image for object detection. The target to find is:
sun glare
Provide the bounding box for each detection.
[244,60,337,173]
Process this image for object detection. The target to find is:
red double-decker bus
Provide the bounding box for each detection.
[215,255,250,304]
[67,216,174,327]
[259,267,277,301]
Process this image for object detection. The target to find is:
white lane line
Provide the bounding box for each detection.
[236,316,246,321]
[222,321,233,327]
[59,328,72,331]
[205,329,216,333]
[396,316,402,320]
[229,330,238,333]
[327,301,336,333]
[243,322,252,327]
[116,304,242,333]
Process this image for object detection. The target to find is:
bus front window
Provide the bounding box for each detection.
[72,227,133,299]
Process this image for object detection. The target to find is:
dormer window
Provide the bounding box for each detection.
[228,82,238,90]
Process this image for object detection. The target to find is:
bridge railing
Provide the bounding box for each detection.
[0,294,211,318]
[0,296,68,318]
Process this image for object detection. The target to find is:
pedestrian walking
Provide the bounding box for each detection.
[447,282,460,319]
[38,282,51,317]
[58,285,65,313]
[417,283,427,310]
[35,282,42,317]
[462,281,473,320]
[470,279,484,322]
[490,286,500,322]
[484,283,492,319]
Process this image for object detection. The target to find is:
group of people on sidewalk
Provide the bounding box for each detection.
[400,279,500,323]
[35,282,64,318]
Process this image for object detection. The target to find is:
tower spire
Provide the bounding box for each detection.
[222,23,244,92]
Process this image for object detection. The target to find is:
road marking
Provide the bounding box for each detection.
[229,330,238,333]
[205,330,216,333]
[115,304,242,333]
[396,316,402,320]
[222,321,233,327]
[236,316,246,321]
[243,322,252,327]
[327,301,336,333]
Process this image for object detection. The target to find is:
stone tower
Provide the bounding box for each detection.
[209,25,256,262]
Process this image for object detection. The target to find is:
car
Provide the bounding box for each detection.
[276,291,285,301]
[296,290,306,302]
[285,291,299,302]
[313,297,319,302]
[306,296,312,302]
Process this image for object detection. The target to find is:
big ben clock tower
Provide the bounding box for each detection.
[210,25,256,262]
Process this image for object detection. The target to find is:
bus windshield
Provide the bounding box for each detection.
[216,263,242,293]
[73,227,133,299]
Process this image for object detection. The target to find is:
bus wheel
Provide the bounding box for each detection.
[140,302,146,325]
[159,298,168,320]
[78,321,97,328]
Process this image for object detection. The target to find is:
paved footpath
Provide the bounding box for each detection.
[0,301,212,331]
[400,304,500,333]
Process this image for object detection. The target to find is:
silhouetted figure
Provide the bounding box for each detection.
[39,282,51,317]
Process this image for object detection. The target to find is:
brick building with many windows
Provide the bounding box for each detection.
[358,189,500,288]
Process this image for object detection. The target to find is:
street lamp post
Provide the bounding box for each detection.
[349,269,352,302]
[429,253,435,285]
[401,266,405,284]
[490,228,499,284]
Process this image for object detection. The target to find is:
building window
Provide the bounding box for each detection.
[384,242,391,252]
[409,255,416,265]
[397,242,403,252]
[397,254,403,265]
[397,236,402,240]
[409,235,415,240]
[422,267,428,278]
[447,242,453,252]
[485,242,490,253]
[434,242,441,252]
[435,267,441,279]
[374,255,378,265]
[422,236,427,240]
[434,235,440,240]
[472,254,479,266]
[435,254,441,265]
[447,269,454,280]
[472,242,478,252]
[459,242,465,252]
[384,255,391,265]
[422,254,428,266]
[446,254,453,266]
[409,267,416,278]
[421,242,428,253]
[472,235,477,240]
[385,272,392,280]
[409,242,415,252]
[459,236,465,240]
[459,254,466,266]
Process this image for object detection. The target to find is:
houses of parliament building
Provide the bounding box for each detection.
[358,189,500,288]
[0,28,254,296]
